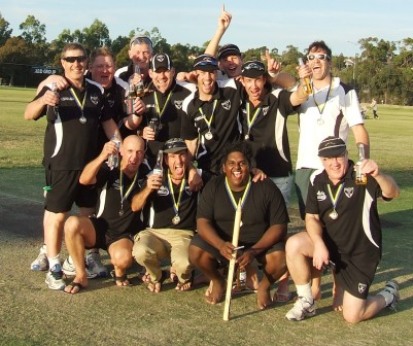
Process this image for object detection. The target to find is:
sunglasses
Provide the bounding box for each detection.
[63,56,87,63]
[307,53,330,61]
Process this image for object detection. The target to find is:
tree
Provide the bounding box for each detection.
[0,12,13,46]
[81,19,111,51]
[19,15,46,45]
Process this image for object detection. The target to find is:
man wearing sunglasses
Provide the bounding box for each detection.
[294,40,370,307]
[24,43,120,290]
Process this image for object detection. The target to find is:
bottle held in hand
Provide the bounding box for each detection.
[298,58,313,95]
[355,144,367,185]
[107,136,121,170]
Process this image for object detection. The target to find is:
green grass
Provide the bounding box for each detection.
[0,87,412,345]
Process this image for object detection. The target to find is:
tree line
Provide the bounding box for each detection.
[1,13,413,105]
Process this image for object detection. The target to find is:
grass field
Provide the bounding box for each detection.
[0,87,412,345]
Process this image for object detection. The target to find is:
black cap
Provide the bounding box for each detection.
[193,54,219,71]
[163,138,188,153]
[217,44,241,60]
[241,61,266,78]
[318,136,347,157]
[150,53,173,71]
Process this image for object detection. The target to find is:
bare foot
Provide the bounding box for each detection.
[205,279,225,304]
[332,282,344,311]
[257,285,272,310]
[246,264,260,291]
[274,276,291,302]
[176,280,192,292]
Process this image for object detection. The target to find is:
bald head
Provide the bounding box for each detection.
[120,135,145,175]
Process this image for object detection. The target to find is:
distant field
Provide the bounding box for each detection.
[0,87,412,345]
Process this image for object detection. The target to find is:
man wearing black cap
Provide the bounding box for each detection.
[131,138,199,293]
[285,136,400,323]
[139,53,196,169]
[181,54,244,180]
[239,59,309,206]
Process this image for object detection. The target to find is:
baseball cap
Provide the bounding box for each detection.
[163,138,188,153]
[241,61,266,78]
[193,54,219,71]
[217,44,241,60]
[150,53,173,71]
[318,136,347,157]
[130,35,153,48]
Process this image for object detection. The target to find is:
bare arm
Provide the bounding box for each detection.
[361,159,400,199]
[305,213,329,270]
[289,64,312,106]
[130,174,162,212]
[204,5,232,57]
[24,88,58,121]
[102,118,121,140]
[184,138,198,161]
[351,124,370,158]
[36,75,68,94]
[79,141,118,185]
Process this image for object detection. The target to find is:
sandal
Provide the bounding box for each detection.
[114,273,131,287]
[175,275,193,292]
[146,270,168,293]
[64,281,85,294]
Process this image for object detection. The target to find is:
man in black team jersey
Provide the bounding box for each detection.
[24,43,119,290]
[140,53,196,168]
[131,138,199,293]
[63,135,147,293]
[285,136,400,323]
[189,141,289,310]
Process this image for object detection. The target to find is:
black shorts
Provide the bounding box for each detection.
[190,233,284,266]
[329,251,379,300]
[89,217,134,251]
[44,169,97,213]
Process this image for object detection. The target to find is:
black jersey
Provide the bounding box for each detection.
[94,165,149,238]
[240,88,296,177]
[306,161,385,259]
[142,171,198,230]
[35,78,113,170]
[181,78,242,175]
[197,175,289,245]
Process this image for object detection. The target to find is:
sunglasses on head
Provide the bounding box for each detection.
[63,56,87,63]
[130,36,153,47]
[307,53,330,61]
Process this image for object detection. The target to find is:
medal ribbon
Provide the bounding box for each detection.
[167,174,186,216]
[198,99,218,133]
[312,79,332,115]
[154,91,172,118]
[246,102,261,136]
[69,87,87,119]
[224,176,252,210]
[326,182,344,212]
[119,171,138,211]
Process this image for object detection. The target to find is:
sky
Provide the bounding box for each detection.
[1,0,412,57]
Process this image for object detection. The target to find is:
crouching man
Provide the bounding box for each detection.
[285,136,400,323]
[64,135,147,293]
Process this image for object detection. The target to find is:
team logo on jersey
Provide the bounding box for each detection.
[221,100,231,110]
[262,106,269,116]
[344,187,354,198]
[90,94,99,105]
[174,100,183,109]
[316,190,327,201]
[157,186,169,196]
[107,99,115,108]
[358,282,368,295]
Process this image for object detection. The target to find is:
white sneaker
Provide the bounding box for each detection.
[380,280,400,310]
[86,251,108,277]
[45,264,65,290]
[285,296,316,321]
[62,256,98,279]
[31,245,49,271]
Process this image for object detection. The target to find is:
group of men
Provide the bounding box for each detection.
[24,6,400,324]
